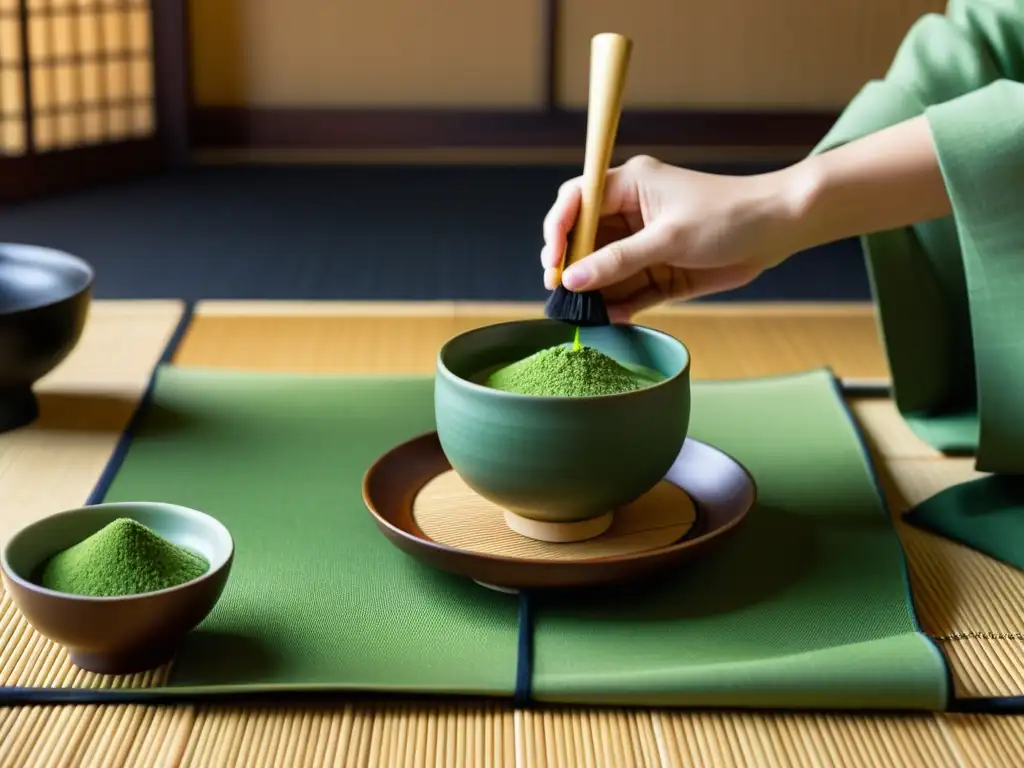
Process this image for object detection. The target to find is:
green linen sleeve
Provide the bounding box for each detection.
[814,0,1024,153]
[926,79,1024,473]
[806,0,1024,472]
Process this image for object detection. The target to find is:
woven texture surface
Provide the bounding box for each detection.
[2,300,1024,765]
[76,365,943,708]
[102,368,521,696]
[531,370,944,709]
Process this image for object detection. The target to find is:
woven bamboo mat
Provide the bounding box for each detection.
[186,300,892,381]
[178,706,963,768]
[0,301,195,768]
[3,299,1024,767]
[0,301,187,545]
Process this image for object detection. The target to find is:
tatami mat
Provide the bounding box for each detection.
[651,712,960,768]
[178,707,965,768]
[849,399,943,459]
[946,714,1024,768]
[2,300,1024,766]
[874,452,1024,697]
[180,301,891,382]
[183,704,517,768]
[0,301,186,545]
[0,165,870,305]
[0,703,192,768]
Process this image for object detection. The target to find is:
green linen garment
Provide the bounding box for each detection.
[813,0,1024,474]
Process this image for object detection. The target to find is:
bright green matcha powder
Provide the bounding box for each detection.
[485,329,662,397]
[38,518,209,597]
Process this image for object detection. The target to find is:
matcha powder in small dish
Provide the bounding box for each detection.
[485,332,659,397]
[38,518,210,598]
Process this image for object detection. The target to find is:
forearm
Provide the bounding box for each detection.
[778,115,951,252]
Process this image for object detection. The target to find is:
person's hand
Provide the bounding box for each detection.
[542,113,952,322]
[541,155,804,321]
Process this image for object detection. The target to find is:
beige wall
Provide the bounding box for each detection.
[560,0,947,108]
[189,0,543,107]
[190,0,947,110]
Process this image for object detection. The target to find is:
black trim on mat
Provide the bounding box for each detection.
[0,686,515,707]
[825,370,957,711]
[949,696,1024,714]
[0,684,958,712]
[85,301,195,506]
[838,380,892,398]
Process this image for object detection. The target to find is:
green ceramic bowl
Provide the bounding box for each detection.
[435,319,691,524]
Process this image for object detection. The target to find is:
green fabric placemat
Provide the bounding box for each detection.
[92,365,947,709]
[532,370,947,710]
[102,367,521,697]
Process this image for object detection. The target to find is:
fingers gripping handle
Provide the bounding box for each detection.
[557,33,633,281]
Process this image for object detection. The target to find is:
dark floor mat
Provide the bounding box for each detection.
[0,165,869,302]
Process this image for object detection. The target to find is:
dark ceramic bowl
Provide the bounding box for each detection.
[0,501,233,675]
[0,243,94,433]
[435,320,691,525]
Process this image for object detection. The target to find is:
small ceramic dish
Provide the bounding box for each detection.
[363,432,755,591]
[435,320,691,542]
[0,501,233,675]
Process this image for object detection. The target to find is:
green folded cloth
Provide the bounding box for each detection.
[533,370,946,710]
[812,1,1024,564]
[904,476,1024,571]
[92,365,948,710]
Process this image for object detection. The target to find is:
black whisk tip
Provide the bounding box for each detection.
[543,286,610,327]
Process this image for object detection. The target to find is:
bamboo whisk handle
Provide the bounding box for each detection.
[557,33,633,279]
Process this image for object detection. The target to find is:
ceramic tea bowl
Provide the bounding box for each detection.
[0,243,94,433]
[435,320,691,537]
[1,501,233,675]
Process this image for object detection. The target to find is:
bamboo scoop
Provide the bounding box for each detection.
[544,32,633,327]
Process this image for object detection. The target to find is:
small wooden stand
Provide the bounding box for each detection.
[502,509,614,543]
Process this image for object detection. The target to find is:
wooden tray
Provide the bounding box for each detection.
[362,433,756,591]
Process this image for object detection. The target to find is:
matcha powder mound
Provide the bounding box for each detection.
[39,518,209,597]
[486,343,649,397]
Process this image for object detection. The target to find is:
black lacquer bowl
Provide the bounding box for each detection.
[0,243,93,432]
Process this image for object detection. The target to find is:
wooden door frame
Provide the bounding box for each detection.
[151,0,191,165]
[0,0,192,204]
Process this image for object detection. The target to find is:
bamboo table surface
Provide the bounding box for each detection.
[2,298,1023,767]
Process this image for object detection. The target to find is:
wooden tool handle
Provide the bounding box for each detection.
[560,33,633,275]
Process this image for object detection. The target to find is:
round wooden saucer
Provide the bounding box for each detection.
[413,470,697,560]
[362,432,756,591]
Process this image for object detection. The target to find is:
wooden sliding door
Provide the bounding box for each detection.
[0,0,187,202]
[0,0,29,159]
